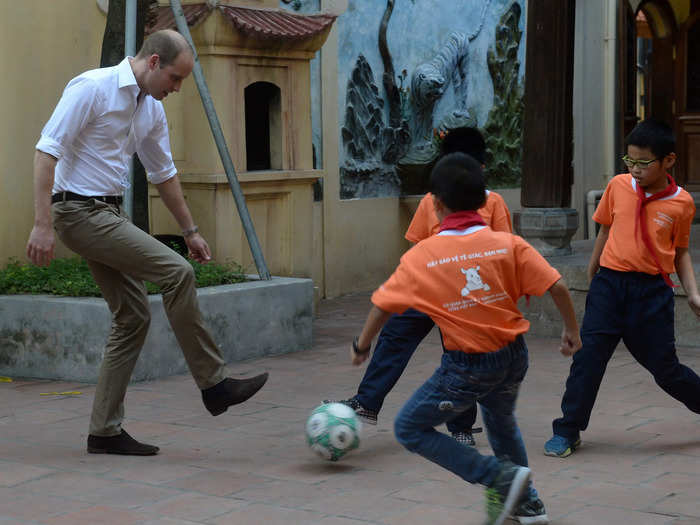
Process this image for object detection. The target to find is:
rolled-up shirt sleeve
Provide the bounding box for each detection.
[36,78,101,160]
[137,105,177,184]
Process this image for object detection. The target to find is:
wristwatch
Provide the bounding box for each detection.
[182,225,199,238]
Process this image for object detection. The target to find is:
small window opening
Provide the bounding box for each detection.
[245,82,282,171]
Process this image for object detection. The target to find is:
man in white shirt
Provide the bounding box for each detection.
[26,29,268,456]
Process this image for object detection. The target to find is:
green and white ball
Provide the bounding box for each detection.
[305,402,362,461]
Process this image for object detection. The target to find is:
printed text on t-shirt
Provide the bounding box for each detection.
[426,248,508,268]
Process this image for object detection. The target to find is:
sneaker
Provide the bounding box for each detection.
[484,460,531,525]
[452,431,476,446]
[323,397,378,425]
[543,434,581,458]
[512,497,549,524]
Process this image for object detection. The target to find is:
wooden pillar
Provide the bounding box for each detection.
[521,0,575,207]
[514,0,578,255]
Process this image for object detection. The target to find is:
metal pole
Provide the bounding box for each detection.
[123,0,137,218]
[169,0,271,280]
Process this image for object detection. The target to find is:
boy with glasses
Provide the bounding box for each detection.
[544,118,700,458]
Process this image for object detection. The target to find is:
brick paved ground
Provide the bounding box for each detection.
[1,292,699,524]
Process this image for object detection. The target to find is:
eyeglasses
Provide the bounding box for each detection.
[622,155,659,169]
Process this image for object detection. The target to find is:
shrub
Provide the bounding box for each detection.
[0,257,246,297]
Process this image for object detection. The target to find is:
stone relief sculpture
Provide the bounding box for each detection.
[340,0,522,198]
[340,55,405,198]
[378,0,411,165]
[409,31,477,145]
[399,0,492,193]
[482,2,524,188]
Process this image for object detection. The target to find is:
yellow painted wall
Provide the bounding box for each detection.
[0,1,105,265]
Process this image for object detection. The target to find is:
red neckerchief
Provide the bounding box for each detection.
[439,210,486,232]
[634,173,677,288]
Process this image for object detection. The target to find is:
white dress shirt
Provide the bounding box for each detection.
[36,57,177,196]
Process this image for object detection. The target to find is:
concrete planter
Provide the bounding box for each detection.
[0,277,313,382]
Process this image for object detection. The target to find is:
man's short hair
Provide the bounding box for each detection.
[439,127,486,164]
[136,29,191,67]
[625,118,675,159]
[430,153,486,212]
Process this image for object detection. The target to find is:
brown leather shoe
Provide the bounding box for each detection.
[87,430,159,455]
[202,373,269,416]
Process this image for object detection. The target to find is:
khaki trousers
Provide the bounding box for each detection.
[52,200,226,436]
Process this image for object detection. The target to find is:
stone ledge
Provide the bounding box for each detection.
[520,237,700,348]
[0,276,313,382]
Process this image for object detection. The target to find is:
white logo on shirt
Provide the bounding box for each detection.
[460,266,490,296]
[653,211,674,229]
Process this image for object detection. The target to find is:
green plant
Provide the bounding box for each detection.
[0,257,246,297]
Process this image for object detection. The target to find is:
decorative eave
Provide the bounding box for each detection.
[147,3,336,43]
[218,5,336,41]
[146,3,214,35]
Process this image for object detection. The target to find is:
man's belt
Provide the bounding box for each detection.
[51,191,123,206]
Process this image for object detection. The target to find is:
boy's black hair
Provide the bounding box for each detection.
[440,127,486,164]
[430,152,486,212]
[625,118,675,159]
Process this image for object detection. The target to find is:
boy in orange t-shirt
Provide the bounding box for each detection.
[545,118,700,458]
[405,188,512,242]
[326,128,511,450]
[351,153,581,525]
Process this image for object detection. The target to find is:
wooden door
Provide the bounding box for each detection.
[675,11,700,191]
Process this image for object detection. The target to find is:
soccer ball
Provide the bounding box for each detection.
[305,402,362,461]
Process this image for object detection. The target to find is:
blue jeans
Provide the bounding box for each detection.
[356,308,478,433]
[553,268,700,440]
[394,336,536,497]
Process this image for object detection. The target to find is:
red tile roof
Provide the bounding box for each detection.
[218,5,336,40]
[146,3,336,41]
[146,3,213,35]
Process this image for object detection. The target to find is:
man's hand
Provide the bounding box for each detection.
[28,151,57,266]
[559,328,582,357]
[688,293,700,319]
[184,233,211,264]
[26,225,55,266]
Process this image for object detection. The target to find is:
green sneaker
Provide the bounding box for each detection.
[484,460,531,525]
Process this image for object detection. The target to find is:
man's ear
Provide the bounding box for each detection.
[663,152,676,171]
[147,54,160,71]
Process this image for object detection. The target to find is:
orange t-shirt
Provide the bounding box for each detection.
[594,174,696,275]
[405,190,512,243]
[372,227,561,353]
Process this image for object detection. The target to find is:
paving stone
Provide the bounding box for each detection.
[0,293,698,524]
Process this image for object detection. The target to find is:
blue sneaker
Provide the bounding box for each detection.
[543,434,581,458]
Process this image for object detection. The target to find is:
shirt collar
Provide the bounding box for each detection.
[629,174,681,200]
[117,57,139,90]
[437,225,487,236]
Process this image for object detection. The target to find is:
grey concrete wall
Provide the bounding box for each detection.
[0,277,313,383]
